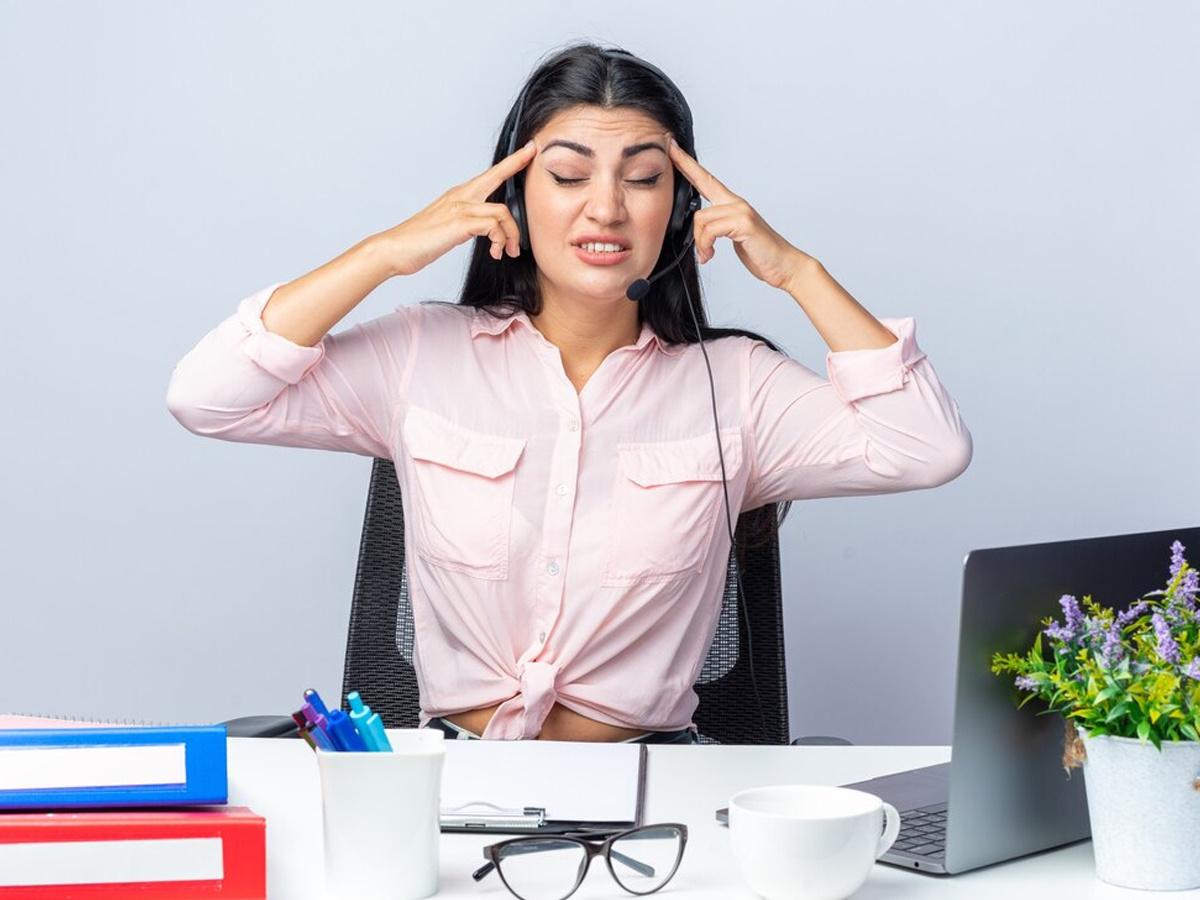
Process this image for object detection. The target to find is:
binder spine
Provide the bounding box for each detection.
[0,808,266,897]
[0,726,228,810]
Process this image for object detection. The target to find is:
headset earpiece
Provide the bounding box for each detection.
[506,170,530,252]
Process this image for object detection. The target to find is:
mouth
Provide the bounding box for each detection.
[572,240,632,267]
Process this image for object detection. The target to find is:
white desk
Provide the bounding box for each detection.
[227,738,1198,899]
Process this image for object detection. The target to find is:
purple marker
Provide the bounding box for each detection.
[302,701,337,750]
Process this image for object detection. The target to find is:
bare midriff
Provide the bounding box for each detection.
[444,701,653,741]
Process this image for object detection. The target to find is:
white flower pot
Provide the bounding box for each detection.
[1078,728,1200,890]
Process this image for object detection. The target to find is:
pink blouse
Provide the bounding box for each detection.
[167,282,972,739]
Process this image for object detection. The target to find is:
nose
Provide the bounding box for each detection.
[582,174,628,227]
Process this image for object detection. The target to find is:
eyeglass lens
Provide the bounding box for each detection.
[496,837,586,900]
[495,825,684,900]
[608,825,684,893]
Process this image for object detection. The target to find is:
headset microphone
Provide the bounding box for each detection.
[625,230,697,302]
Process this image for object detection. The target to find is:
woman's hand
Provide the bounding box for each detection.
[378,140,539,277]
[666,136,816,292]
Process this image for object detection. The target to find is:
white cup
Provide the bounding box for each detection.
[728,784,900,900]
[316,728,446,900]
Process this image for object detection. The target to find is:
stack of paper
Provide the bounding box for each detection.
[439,738,646,832]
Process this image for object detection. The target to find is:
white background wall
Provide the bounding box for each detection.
[2,1,1196,743]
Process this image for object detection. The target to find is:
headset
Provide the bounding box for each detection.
[501,48,771,741]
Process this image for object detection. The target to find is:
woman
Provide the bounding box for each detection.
[167,43,972,744]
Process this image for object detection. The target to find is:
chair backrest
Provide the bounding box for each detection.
[340,458,790,744]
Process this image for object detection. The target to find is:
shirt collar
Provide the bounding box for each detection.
[469,307,686,357]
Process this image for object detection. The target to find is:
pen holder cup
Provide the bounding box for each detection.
[316,728,446,900]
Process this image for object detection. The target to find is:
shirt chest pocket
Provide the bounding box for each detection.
[401,406,526,580]
[602,427,744,586]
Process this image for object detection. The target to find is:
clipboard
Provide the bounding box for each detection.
[439,741,648,835]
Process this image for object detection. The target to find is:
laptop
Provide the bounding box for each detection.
[716,525,1199,876]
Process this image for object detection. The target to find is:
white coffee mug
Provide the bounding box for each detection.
[316,728,445,900]
[728,784,900,900]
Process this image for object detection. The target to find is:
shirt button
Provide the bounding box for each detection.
[555,483,568,496]
[546,561,560,576]
[538,631,547,643]
[567,419,579,432]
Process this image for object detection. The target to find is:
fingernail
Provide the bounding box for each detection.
[525,139,535,151]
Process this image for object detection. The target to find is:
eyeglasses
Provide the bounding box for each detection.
[471,822,688,900]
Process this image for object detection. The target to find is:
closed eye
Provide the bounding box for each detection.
[551,174,661,187]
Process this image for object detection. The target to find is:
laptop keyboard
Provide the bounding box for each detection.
[892,802,947,860]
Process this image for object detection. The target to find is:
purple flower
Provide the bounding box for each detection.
[1152,612,1181,665]
[1099,621,1125,668]
[1183,658,1200,681]
[1117,599,1150,628]
[1062,594,1084,631]
[1044,594,1085,644]
[1178,569,1198,609]
[1044,622,1074,642]
[1015,675,1039,691]
[1170,540,1186,578]
[1164,600,1196,628]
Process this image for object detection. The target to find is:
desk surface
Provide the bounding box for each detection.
[226,738,1197,899]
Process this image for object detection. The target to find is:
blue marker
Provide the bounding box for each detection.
[347,691,393,752]
[325,709,369,752]
[304,688,333,721]
[306,721,336,751]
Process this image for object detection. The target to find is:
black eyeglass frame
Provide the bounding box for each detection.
[472,822,689,899]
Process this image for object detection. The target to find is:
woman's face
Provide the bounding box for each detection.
[525,104,676,305]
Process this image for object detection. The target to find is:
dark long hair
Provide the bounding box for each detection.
[457,41,793,557]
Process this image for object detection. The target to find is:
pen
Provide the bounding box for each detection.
[301,702,337,750]
[290,711,317,750]
[307,722,335,751]
[326,709,369,752]
[347,691,393,752]
[304,688,333,721]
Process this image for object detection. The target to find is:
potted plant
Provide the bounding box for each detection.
[991,539,1200,891]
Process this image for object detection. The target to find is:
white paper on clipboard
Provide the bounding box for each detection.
[439,739,645,824]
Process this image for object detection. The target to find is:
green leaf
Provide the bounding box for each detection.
[1105,701,1132,725]
[1137,719,1151,741]
[1181,722,1200,742]
[1094,686,1122,704]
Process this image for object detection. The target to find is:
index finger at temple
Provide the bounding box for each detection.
[471,140,539,199]
[669,137,735,203]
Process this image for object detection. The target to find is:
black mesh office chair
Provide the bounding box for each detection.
[227,457,850,746]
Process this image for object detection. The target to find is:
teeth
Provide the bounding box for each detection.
[579,242,626,253]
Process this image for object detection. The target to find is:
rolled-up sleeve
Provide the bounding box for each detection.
[166,282,419,459]
[742,316,972,510]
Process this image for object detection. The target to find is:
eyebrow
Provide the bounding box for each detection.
[541,139,667,160]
